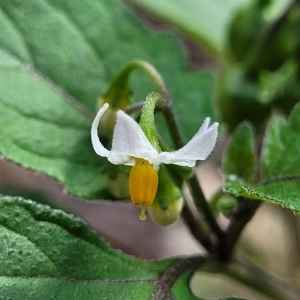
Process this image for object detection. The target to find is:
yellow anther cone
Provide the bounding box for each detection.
[129,158,158,220]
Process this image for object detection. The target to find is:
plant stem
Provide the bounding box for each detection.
[181,202,216,253]
[222,256,300,300]
[151,256,208,300]
[125,60,169,100]
[160,102,184,149]
[187,175,225,243]
[220,198,261,261]
[121,60,184,149]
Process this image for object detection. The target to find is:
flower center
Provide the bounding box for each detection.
[129,158,159,220]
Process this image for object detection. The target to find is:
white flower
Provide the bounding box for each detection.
[91,103,219,171]
[91,103,218,220]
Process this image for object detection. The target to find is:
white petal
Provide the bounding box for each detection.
[108,110,159,165]
[91,103,110,157]
[197,117,211,134]
[158,120,219,167]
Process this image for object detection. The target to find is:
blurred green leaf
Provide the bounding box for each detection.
[215,65,271,132]
[0,0,215,199]
[222,123,256,182]
[0,195,208,300]
[224,104,300,213]
[129,0,246,56]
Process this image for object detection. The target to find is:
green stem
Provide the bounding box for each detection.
[123,60,168,99]
[222,256,300,300]
[160,103,184,149]
[129,60,184,149]
[188,175,225,243]
[119,60,184,149]
[220,199,261,261]
[181,202,216,253]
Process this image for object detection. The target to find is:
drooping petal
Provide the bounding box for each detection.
[158,119,219,167]
[108,109,159,166]
[91,103,110,157]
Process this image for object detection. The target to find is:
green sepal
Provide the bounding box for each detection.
[139,92,161,151]
[156,166,181,210]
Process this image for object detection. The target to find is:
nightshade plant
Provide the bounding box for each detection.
[0,0,300,299]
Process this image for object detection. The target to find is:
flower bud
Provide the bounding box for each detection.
[106,164,130,199]
[149,196,183,226]
[149,165,183,226]
[96,71,132,137]
[217,195,238,218]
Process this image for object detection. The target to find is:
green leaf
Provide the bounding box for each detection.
[222,123,256,182]
[0,195,209,300]
[0,49,106,199]
[130,0,245,56]
[224,104,300,213]
[0,0,215,137]
[0,0,215,199]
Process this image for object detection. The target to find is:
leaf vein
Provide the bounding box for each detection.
[0,6,34,64]
[44,0,108,78]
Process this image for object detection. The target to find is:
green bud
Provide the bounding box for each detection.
[97,99,120,137]
[149,196,183,226]
[106,164,130,199]
[96,67,132,137]
[217,195,238,218]
[149,165,183,226]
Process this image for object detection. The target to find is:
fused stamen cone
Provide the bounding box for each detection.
[129,158,158,206]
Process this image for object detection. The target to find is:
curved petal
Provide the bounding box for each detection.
[158,120,219,167]
[197,117,211,134]
[91,103,110,157]
[108,110,159,166]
